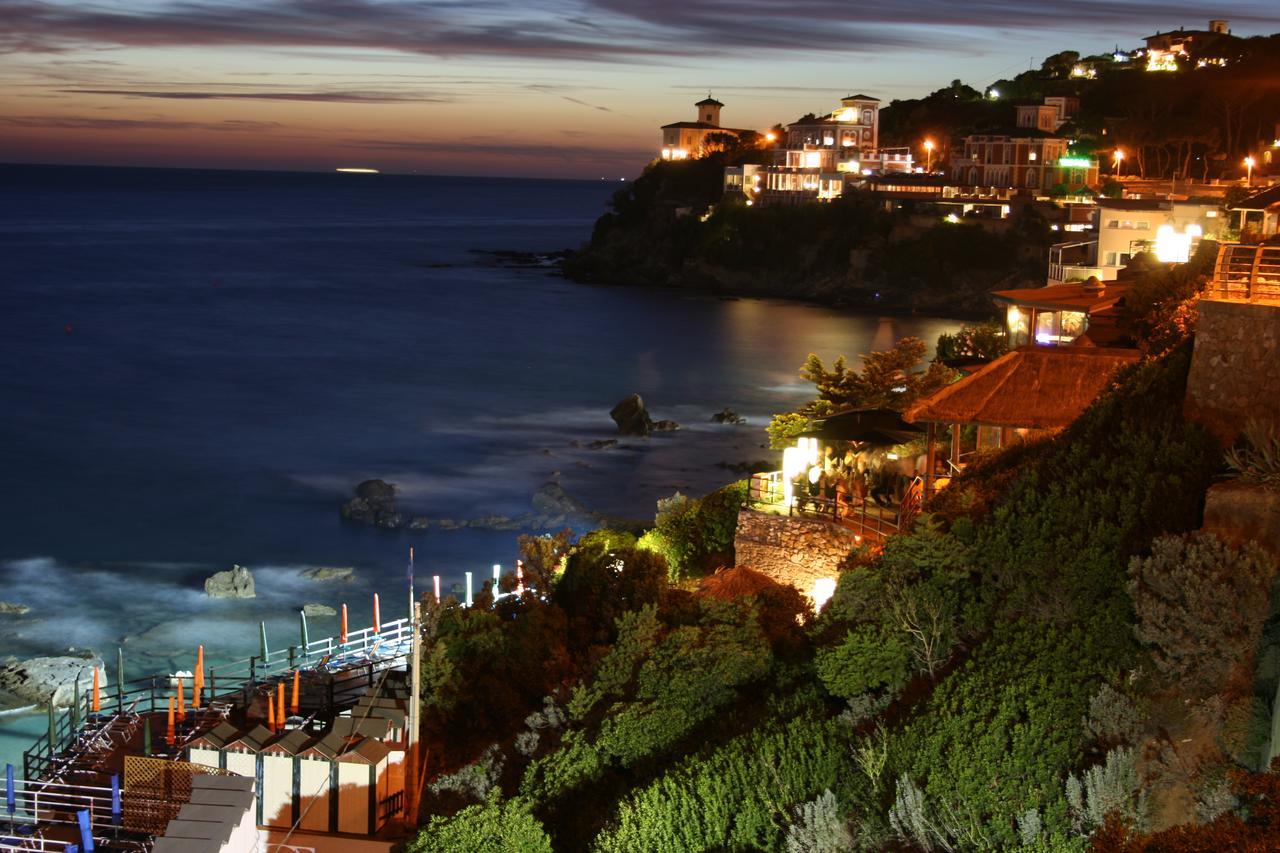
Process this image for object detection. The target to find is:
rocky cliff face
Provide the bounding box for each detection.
[204,564,255,598]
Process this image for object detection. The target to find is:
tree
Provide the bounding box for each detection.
[517,528,575,594]
[1127,533,1275,697]
[555,545,667,649]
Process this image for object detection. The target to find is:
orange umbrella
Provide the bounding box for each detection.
[176,677,186,722]
[290,670,300,716]
[372,593,381,634]
[277,681,286,729]
[91,667,101,714]
[340,604,348,644]
[166,697,175,745]
[267,691,276,732]
[194,645,205,697]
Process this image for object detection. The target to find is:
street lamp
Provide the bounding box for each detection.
[1113,149,1125,177]
[1245,155,1256,187]
[923,139,935,173]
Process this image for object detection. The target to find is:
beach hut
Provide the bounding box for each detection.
[296,732,346,833]
[335,736,392,835]
[259,729,312,829]
[186,721,241,771]
[221,725,275,780]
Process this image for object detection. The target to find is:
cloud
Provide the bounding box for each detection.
[0,114,282,132]
[61,88,447,103]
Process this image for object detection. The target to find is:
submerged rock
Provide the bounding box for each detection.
[340,478,403,529]
[301,566,355,583]
[0,654,106,707]
[204,564,256,599]
[610,394,654,436]
[302,603,337,617]
[652,419,681,432]
[0,602,30,616]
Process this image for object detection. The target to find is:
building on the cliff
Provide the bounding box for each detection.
[1228,185,1280,242]
[950,98,1097,193]
[1141,19,1235,71]
[659,97,749,161]
[724,93,913,205]
[1047,197,1223,285]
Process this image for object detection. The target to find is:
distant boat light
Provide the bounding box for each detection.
[336,167,379,174]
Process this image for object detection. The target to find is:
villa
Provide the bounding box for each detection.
[659,97,749,161]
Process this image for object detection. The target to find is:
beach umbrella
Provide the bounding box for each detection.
[267,692,276,732]
[91,668,100,714]
[433,575,440,603]
[110,774,121,827]
[259,622,269,665]
[290,670,300,716]
[372,593,381,634]
[193,645,203,710]
[277,681,286,728]
[165,698,175,746]
[72,677,80,728]
[143,720,151,756]
[176,678,185,722]
[340,604,348,645]
[299,610,309,659]
[47,704,56,753]
[6,763,14,818]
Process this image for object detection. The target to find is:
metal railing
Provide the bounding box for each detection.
[23,618,414,781]
[748,474,923,543]
[1210,243,1280,301]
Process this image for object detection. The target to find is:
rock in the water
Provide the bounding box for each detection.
[711,407,747,425]
[531,482,589,519]
[0,601,30,616]
[301,566,356,583]
[652,419,680,432]
[302,603,337,617]
[407,517,432,531]
[610,394,654,436]
[340,478,403,529]
[587,439,618,450]
[0,654,106,707]
[204,565,256,598]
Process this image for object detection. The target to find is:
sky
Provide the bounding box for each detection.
[2,0,1279,178]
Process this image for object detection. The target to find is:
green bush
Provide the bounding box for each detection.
[815,626,911,700]
[408,793,552,852]
[594,714,854,852]
[638,481,748,582]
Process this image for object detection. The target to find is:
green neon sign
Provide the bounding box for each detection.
[1059,156,1092,168]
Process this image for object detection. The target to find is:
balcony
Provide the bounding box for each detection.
[1209,243,1280,302]
[1048,239,1100,285]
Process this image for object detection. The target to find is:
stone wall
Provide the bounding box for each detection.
[1201,481,1280,559]
[1185,299,1280,445]
[733,509,861,599]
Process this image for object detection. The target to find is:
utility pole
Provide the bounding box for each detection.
[403,601,423,830]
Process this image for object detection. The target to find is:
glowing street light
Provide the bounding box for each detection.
[1245,155,1256,187]
[923,139,935,173]
[1113,148,1125,176]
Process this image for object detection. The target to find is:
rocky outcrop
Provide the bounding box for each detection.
[610,394,654,436]
[711,408,747,425]
[0,654,106,707]
[302,603,337,617]
[301,566,355,583]
[0,602,30,616]
[652,419,680,432]
[204,564,256,598]
[340,479,403,529]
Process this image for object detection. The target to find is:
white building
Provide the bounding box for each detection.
[1047,198,1223,284]
[660,97,748,160]
[725,93,912,205]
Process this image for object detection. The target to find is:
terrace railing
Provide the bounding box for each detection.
[1210,243,1280,301]
[23,617,413,781]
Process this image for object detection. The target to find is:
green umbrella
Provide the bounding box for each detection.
[260,622,269,665]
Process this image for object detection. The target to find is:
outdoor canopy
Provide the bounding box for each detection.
[801,406,924,446]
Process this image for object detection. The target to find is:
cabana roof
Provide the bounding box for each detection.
[903,346,1139,430]
[695,566,788,601]
[802,407,924,445]
[991,281,1130,314]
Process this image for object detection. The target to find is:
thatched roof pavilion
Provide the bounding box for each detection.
[903,346,1139,494]
[904,346,1139,430]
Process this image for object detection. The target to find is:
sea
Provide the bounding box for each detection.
[0,163,961,768]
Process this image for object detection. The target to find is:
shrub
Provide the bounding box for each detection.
[786,789,855,853]
[408,793,552,853]
[594,714,852,852]
[1225,419,1280,489]
[1127,533,1275,696]
[815,626,911,700]
[1065,746,1147,835]
[1082,682,1144,748]
[934,322,1008,363]
[428,744,503,802]
[638,481,748,582]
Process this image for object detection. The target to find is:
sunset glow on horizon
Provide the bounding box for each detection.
[2,0,1278,178]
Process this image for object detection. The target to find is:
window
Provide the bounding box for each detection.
[1105,251,1118,265]
[1106,220,1119,228]
[1136,221,1150,230]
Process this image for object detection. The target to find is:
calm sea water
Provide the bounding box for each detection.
[0,163,960,765]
